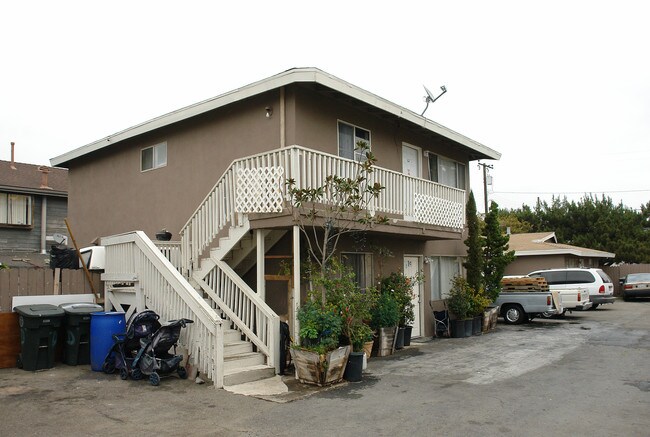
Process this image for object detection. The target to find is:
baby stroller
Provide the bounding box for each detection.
[103,310,161,380]
[132,318,193,386]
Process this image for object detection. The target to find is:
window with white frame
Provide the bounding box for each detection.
[141,142,167,172]
[341,252,373,290]
[338,121,370,162]
[0,193,33,226]
[429,256,460,299]
[427,154,466,189]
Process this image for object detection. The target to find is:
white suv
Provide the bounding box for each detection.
[527,268,615,309]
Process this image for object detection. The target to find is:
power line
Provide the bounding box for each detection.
[493,189,650,195]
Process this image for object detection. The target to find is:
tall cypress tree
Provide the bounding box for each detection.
[483,201,515,302]
[464,191,483,292]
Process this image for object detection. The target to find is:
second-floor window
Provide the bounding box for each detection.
[428,154,466,190]
[0,193,33,226]
[141,142,167,172]
[338,121,370,162]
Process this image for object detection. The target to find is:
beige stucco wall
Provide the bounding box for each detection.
[504,254,568,276]
[67,91,283,245]
[67,84,473,247]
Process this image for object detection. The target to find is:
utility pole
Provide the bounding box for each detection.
[478,162,493,215]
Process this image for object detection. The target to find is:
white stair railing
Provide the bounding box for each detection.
[102,231,225,388]
[195,259,280,372]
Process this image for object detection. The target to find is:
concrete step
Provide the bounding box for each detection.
[225,340,253,356]
[224,352,265,372]
[223,364,276,386]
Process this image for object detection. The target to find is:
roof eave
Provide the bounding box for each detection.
[515,249,615,258]
[51,67,501,167]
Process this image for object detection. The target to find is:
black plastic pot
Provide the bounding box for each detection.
[343,351,364,382]
[450,319,466,338]
[472,316,482,335]
[464,319,474,337]
[403,325,413,346]
[155,230,172,241]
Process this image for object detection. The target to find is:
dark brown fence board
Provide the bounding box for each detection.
[0,313,20,368]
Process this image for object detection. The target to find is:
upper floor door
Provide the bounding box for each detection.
[402,143,421,178]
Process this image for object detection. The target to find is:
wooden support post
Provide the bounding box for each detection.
[64,218,99,302]
[53,268,61,295]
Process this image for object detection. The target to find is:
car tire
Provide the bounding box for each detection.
[503,304,527,325]
[541,311,555,319]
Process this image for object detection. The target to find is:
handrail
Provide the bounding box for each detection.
[102,231,225,388]
[180,145,465,276]
[195,259,279,372]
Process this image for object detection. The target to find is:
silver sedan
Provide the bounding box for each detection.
[621,273,650,300]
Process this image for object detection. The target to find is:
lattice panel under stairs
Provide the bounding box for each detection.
[414,193,464,229]
[235,167,284,213]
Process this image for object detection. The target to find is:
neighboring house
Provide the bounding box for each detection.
[504,232,615,276]
[51,68,500,387]
[0,153,68,268]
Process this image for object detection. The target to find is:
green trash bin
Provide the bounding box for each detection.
[14,304,65,371]
[60,303,104,366]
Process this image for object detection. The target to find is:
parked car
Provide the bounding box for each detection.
[620,273,650,300]
[527,268,615,309]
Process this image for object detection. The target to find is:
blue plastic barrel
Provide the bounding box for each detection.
[90,312,126,371]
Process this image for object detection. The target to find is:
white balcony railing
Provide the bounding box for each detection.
[180,145,465,275]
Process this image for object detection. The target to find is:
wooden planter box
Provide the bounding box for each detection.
[374,326,397,357]
[482,306,499,333]
[291,345,350,386]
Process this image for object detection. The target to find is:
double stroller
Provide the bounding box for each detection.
[102,309,193,386]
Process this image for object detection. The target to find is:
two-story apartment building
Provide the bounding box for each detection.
[51,68,500,387]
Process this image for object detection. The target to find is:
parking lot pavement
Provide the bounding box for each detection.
[2,299,649,436]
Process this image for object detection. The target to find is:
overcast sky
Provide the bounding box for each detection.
[2,1,648,213]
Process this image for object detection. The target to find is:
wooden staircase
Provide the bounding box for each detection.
[191,221,284,387]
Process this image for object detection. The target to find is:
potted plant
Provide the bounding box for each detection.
[370,291,400,356]
[344,322,374,382]
[380,272,415,349]
[468,287,491,335]
[323,260,379,382]
[447,276,473,338]
[291,297,350,386]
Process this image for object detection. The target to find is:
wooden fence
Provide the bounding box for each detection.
[602,264,650,296]
[0,268,102,313]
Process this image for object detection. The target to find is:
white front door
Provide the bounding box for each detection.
[404,255,422,338]
[402,144,421,177]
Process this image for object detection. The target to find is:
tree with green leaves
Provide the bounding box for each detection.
[484,201,515,302]
[286,140,389,304]
[502,195,650,263]
[463,191,483,292]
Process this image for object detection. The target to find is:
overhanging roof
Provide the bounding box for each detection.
[51,67,501,167]
[508,232,615,259]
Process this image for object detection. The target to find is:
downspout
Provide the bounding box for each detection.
[40,197,47,254]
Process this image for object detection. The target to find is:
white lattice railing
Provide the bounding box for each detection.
[180,145,465,275]
[101,231,225,388]
[195,260,280,373]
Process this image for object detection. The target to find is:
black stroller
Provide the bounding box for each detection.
[131,318,193,386]
[103,309,161,380]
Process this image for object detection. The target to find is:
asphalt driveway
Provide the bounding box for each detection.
[1,299,649,436]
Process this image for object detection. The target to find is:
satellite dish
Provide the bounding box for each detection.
[421,85,447,116]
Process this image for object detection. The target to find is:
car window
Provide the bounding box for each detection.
[531,271,566,285]
[566,271,595,284]
[627,273,650,283]
[597,270,613,284]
